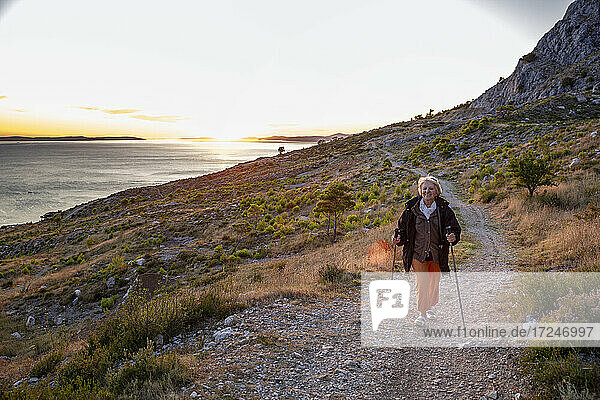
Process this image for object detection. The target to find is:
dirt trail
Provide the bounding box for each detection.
[186,158,531,399]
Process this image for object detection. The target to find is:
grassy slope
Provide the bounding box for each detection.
[1,91,600,397]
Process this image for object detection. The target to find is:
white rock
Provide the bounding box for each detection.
[26,316,35,327]
[74,289,81,297]
[569,158,580,168]
[190,391,198,398]
[106,277,115,289]
[576,94,587,102]
[591,131,597,138]
[135,258,145,266]
[11,331,22,339]
[13,378,26,387]
[223,315,235,326]
[28,377,39,384]
[214,327,234,341]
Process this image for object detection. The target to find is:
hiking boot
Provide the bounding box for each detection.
[426,309,436,320]
[415,315,426,326]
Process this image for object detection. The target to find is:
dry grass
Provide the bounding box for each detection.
[214,219,480,303]
[497,177,600,271]
[216,224,396,302]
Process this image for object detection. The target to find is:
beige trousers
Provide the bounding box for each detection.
[412,258,441,314]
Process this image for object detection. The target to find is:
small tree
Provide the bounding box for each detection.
[506,150,556,197]
[278,146,285,155]
[314,183,355,242]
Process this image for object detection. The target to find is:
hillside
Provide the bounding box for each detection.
[471,0,600,111]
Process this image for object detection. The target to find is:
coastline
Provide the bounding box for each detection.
[0,140,313,228]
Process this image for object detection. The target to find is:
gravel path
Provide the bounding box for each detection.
[178,158,531,399]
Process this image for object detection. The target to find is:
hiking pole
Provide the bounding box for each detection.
[391,242,397,280]
[391,228,399,280]
[447,226,466,329]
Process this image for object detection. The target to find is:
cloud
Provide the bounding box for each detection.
[78,106,139,114]
[77,106,184,123]
[0,96,7,100]
[130,114,185,123]
[102,109,139,114]
[11,109,25,112]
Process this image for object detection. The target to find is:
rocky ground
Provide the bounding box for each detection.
[160,171,531,400]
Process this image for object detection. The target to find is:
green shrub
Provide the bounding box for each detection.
[30,349,64,378]
[93,290,238,359]
[100,296,117,313]
[107,344,191,395]
[319,265,345,285]
[63,253,86,266]
[347,214,360,223]
[408,143,431,163]
[459,117,491,135]
[319,265,359,287]
[507,150,556,197]
[233,248,252,258]
[521,348,600,399]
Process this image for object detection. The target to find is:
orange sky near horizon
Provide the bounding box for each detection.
[0,108,370,140]
[0,109,176,139]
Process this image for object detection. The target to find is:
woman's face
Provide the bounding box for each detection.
[421,181,438,201]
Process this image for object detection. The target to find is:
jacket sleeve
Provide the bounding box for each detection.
[445,207,461,245]
[396,209,409,246]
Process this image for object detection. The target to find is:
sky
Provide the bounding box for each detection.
[0,0,574,140]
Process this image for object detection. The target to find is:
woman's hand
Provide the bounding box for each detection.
[446,232,456,244]
[392,236,402,246]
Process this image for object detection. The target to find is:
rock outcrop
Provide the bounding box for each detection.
[471,0,600,111]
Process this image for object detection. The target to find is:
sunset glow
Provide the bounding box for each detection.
[0,0,572,140]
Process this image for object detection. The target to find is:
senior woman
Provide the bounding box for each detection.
[393,176,461,326]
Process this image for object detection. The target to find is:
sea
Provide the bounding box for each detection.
[0,140,309,226]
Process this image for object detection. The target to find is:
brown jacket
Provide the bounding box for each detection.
[396,196,461,272]
[411,203,442,264]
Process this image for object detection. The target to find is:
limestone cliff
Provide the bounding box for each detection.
[470,0,600,111]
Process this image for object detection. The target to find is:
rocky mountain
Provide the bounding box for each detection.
[471,0,600,111]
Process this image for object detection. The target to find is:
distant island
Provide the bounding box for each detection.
[239,133,350,143]
[0,135,146,141]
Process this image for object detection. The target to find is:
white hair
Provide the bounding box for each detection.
[417,176,442,196]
